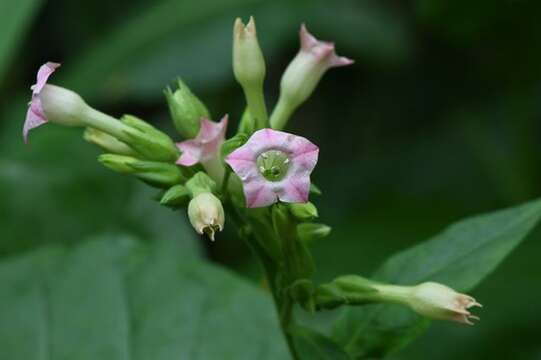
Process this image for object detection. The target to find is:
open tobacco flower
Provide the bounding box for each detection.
[225,128,319,208]
[23,62,88,142]
[270,24,353,130]
[176,116,228,166]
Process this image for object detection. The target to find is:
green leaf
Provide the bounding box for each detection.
[333,198,541,358]
[0,0,43,82]
[292,326,351,360]
[0,235,290,359]
[0,103,199,257]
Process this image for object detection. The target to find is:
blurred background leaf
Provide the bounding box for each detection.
[0,235,289,359]
[0,0,44,83]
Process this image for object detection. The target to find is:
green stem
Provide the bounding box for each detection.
[83,106,131,142]
[279,295,299,360]
[269,96,295,130]
[243,84,268,129]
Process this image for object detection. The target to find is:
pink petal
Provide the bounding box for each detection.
[23,97,47,143]
[244,180,277,208]
[299,24,354,68]
[278,177,310,203]
[175,115,228,166]
[31,62,60,95]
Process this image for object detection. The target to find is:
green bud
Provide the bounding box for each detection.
[221,132,248,163]
[289,202,318,220]
[233,17,268,129]
[185,172,217,196]
[120,115,180,163]
[160,184,191,207]
[98,154,184,188]
[188,192,225,241]
[297,223,331,243]
[83,127,136,156]
[164,79,210,138]
[233,17,266,93]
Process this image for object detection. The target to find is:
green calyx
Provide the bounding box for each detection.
[256,150,290,181]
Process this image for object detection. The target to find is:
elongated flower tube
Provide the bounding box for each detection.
[270,24,353,130]
[225,128,319,208]
[176,115,228,181]
[23,62,87,142]
[22,62,135,147]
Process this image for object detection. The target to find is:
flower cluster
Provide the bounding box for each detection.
[22,17,481,338]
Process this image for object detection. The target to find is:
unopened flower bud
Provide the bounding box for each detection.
[98,154,184,188]
[233,17,268,130]
[121,115,180,163]
[270,24,353,130]
[290,202,318,220]
[83,127,136,156]
[297,223,331,243]
[404,282,482,325]
[188,193,225,241]
[164,78,210,138]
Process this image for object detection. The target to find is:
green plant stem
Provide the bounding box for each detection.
[269,96,295,130]
[244,84,268,129]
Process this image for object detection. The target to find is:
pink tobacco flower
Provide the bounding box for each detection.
[225,128,319,208]
[23,62,61,142]
[298,23,354,68]
[270,24,353,130]
[176,115,228,166]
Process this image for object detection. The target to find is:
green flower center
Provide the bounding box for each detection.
[256,150,290,182]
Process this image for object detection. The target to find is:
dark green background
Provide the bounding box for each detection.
[1,0,540,358]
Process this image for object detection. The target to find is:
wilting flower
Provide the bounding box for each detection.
[225,128,319,208]
[406,282,482,325]
[23,62,88,142]
[176,116,228,166]
[270,24,353,130]
[188,192,225,241]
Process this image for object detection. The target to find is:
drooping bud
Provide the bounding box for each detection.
[98,154,184,188]
[270,24,353,130]
[233,17,268,130]
[225,128,319,208]
[187,193,225,241]
[83,127,136,156]
[164,78,210,138]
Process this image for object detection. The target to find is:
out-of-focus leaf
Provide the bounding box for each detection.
[59,0,409,103]
[332,198,541,358]
[0,100,198,257]
[292,326,351,360]
[0,0,43,82]
[0,235,290,359]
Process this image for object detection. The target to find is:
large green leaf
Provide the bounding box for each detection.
[292,326,351,360]
[0,101,199,257]
[332,198,541,358]
[0,235,290,359]
[0,0,43,82]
